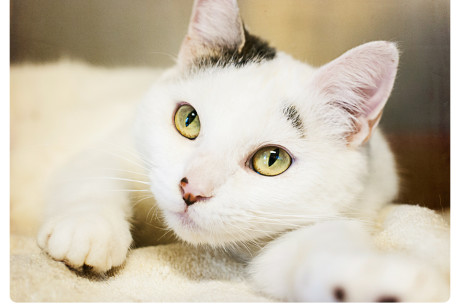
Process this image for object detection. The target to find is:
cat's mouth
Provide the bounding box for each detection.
[162,204,221,243]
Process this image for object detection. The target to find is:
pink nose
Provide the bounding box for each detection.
[179,177,211,206]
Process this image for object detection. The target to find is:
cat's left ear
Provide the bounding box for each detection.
[311,41,399,147]
[178,0,244,69]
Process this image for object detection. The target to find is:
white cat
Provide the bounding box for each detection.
[37,0,449,302]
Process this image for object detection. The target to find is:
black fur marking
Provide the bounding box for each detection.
[193,28,276,69]
[282,105,305,137]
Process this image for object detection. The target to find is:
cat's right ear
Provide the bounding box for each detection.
[177,0,245,69]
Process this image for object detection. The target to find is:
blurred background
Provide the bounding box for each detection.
[10,0,449,211]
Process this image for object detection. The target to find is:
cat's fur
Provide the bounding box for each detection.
[37,0,449,302]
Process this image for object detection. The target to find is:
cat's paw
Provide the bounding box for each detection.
[250,221,449,302]
[37,212,132,273]
[292,251,449,302]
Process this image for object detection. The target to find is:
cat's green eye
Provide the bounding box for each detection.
[174,104,201,139]
[252,146,292,176]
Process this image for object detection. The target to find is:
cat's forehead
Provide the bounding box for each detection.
[178,54,313,112]
[169,56,313,148]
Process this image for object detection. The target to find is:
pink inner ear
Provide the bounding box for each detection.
[360,66,396,122]
[351,64,397,147]
[312,41,399,147]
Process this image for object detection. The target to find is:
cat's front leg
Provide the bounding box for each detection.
[249,220,449,302]
[37,131,142,273]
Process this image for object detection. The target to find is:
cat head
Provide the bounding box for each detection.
[135,0,399,246]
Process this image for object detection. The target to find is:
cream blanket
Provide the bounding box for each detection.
[10,61,449,302]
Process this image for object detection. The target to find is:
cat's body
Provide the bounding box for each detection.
[37,0,449,302]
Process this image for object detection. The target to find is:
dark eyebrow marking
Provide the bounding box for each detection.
[282,105,305,137]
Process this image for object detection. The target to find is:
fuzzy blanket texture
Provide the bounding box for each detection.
[10,61,450,302]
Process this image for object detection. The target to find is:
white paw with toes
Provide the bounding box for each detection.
[292,251,449,302]
[250,221,449,302]
[37,212,132,273]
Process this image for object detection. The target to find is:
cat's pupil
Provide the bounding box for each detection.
[185,111,197,127]
[268,148,280,167]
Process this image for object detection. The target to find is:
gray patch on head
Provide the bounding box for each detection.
[193,28,276,70]
[282,105,305,137]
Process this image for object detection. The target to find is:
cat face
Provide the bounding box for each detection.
[134,0,399,246]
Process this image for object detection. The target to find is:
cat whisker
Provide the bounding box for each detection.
[274,215,375,228]
[103,189,152,192]
[97,167,150,178]
[157,226,177,242]
[98,140,155,168]
[225,221,281,240]
[83,176,151,185]
[222,230,259,257]
[146,206,155,223]
[137,221,168,232]
[147,51,178,63]
[235,210,377,230]
[131,195,155,208]
[242,218,303,229]
[229,236,253,256]
[247,208,371,220]
[88,147,152,171]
